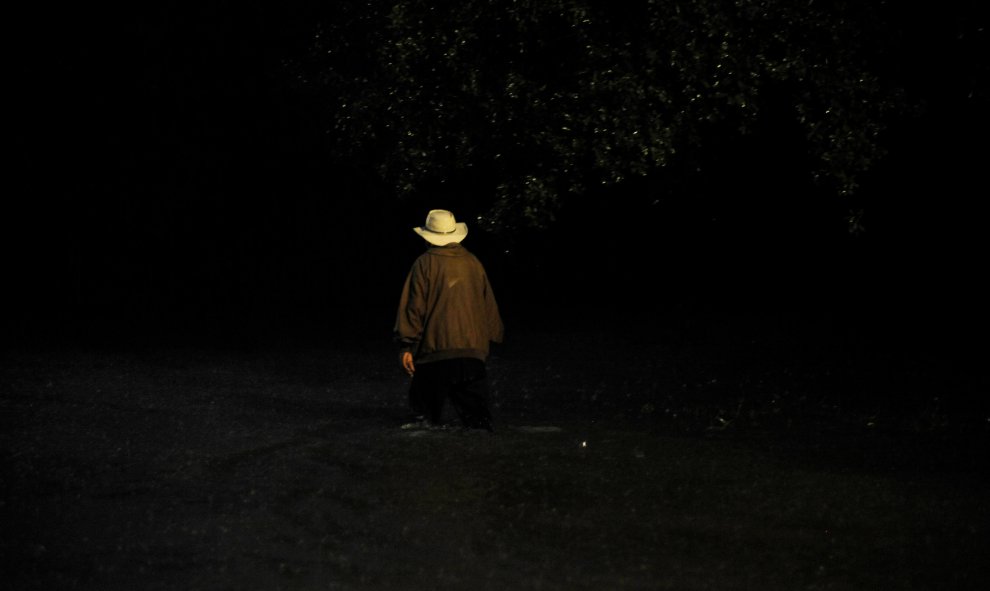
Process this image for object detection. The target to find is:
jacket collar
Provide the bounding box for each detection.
[427,243,466,256]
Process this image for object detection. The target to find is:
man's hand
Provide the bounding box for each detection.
[401,351,416,376]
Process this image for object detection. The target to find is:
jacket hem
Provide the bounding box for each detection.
[416,348,488,364]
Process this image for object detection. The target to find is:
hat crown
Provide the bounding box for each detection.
[425,209,457,234]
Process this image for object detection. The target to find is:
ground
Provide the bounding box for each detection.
[1,326,988,590]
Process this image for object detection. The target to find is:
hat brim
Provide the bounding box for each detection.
[413,223,468,245]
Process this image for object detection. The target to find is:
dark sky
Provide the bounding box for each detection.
[6,2,989,354]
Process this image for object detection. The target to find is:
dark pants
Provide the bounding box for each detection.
[409,358,493,430]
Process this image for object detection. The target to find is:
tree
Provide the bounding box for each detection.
[288,0,904,235]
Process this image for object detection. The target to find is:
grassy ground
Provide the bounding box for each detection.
[1,327,987,590]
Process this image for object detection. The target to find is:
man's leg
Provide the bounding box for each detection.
[408,361,448,426]
[448,359,493,431]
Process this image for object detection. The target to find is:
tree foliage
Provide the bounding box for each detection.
[290,0,903,233]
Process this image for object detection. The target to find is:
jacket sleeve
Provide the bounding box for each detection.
[393,258,428,353]
[484,272,504,344]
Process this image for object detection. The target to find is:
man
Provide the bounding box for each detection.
[394,209,504,432]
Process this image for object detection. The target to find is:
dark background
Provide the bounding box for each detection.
[6,2,989,376]
[4,7,989,589]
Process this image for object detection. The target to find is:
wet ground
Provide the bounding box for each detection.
[2,328,988,590]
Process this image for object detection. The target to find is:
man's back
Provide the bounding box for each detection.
[395,243,503,364]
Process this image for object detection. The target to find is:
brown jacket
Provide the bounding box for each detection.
[394,243,504,364]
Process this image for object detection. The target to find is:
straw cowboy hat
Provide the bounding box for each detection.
[413,209,468,245]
